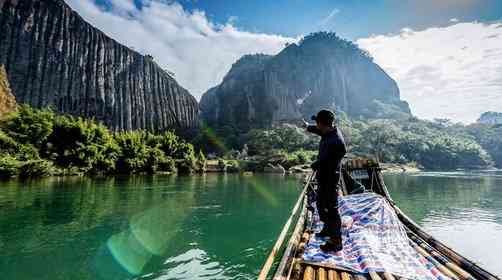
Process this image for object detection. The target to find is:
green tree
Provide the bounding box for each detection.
[46,115,118,173]
[357,121,400,162]
[1,105,54,148]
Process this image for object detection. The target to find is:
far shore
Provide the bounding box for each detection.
[380,163,422,174]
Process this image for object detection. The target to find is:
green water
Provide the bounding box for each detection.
[0,175,302,280]
[0,172,501,279]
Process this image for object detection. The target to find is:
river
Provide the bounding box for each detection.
[0,172,501,279]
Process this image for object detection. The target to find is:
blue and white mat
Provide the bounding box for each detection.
[302,192,452,280]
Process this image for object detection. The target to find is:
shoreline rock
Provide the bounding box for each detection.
[380,163,421,174]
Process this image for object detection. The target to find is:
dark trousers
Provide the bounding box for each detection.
[316,172,342,238]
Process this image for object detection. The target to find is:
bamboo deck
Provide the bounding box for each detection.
[259,159,500,280]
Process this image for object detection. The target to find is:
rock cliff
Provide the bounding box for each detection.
[0,64,17,117]
[478,112,502,125]
[200,32,411,129]
[0,0,198,131]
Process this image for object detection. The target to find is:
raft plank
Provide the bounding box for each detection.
[304,266,315,280]
[382,272,395,280]
[340,271,351,280]
[411,235,475,280]
[369,271,382,280]
[328,270,339,280]
[410,239,459,280]
[317,268,327,280]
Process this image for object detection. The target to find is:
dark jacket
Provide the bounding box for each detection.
[307,125,347,185]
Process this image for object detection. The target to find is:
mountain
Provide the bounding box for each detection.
[0,0,198,132]
[477,112,502,125]
[200,32,411,130]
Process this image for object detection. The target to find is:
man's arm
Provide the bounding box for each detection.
[306,125,322,136]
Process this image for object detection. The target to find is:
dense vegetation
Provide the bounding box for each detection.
[1,104,499,179]
[196,112,501,171]
[0,105,205,178]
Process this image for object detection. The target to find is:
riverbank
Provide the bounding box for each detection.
[380,163,422,174]
[207,159,422,175]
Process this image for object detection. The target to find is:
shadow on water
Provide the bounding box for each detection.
[0,174,302,280]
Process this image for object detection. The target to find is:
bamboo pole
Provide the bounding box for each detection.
[317,268,327,280]
[394,205,499,280]
[328,270,339,280]
[355,274,368,280]
[382,272,395,280]
[298,261,354,274]
[304,266,315,280]
[409,239,459,280]
[258,172,315,280]
[340,271,351,280]
[273,199,309,280]
[409,235,475,280]
[368,271,382,280]
[302,232,310,242]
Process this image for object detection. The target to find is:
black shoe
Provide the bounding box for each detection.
[320,242,343,253]
[320,238,343,253]
[315,228,330,238]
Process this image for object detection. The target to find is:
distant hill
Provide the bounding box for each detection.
[477,112,502,125]
[0,0,198,131]
[200,32,411,130]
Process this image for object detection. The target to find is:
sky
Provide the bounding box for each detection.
[66,0,502,123]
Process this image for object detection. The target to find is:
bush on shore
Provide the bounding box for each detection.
[0,105,204,178]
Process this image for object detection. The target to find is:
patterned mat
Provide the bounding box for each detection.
[302,192,452,280]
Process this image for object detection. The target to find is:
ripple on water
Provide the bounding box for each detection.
[410,170,502,179]
[425,207,497,224]
[146,248,228,280]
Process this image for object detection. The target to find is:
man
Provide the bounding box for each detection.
[303,109,347,252]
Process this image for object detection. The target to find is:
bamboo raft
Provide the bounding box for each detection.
[258,158,501,280]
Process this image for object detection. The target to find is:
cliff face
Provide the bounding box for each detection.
[0,64,17,117]
[200,54,276,130]
[478,112,502,125]
[0,0,198,131]
[200,33,411,128]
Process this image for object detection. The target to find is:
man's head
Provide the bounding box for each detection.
[311,110,335,133]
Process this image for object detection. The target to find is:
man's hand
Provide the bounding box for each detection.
[301,118,309,129]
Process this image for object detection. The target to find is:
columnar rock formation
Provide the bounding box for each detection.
[0,65,17,117]
[200,32,411,129]
[0,0,198,131]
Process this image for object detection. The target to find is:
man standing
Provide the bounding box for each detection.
[303,109,347,252]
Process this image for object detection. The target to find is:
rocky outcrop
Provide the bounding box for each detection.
[200,54,274,130]
[477,112,502,125]
[0,64,16,117]
[0,0,198,131]
[200,32,411,129]
[263,163,285,174]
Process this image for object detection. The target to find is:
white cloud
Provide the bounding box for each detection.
[109,0,136,13]
[358,22,502,123]
[450,18,459,23]
[66,0,294,99]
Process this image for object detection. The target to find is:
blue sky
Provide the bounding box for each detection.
[94,0,502,39]
[68,0,502,123]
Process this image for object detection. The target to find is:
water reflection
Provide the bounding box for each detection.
[95,186,195,278]
[0,174,301,280]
